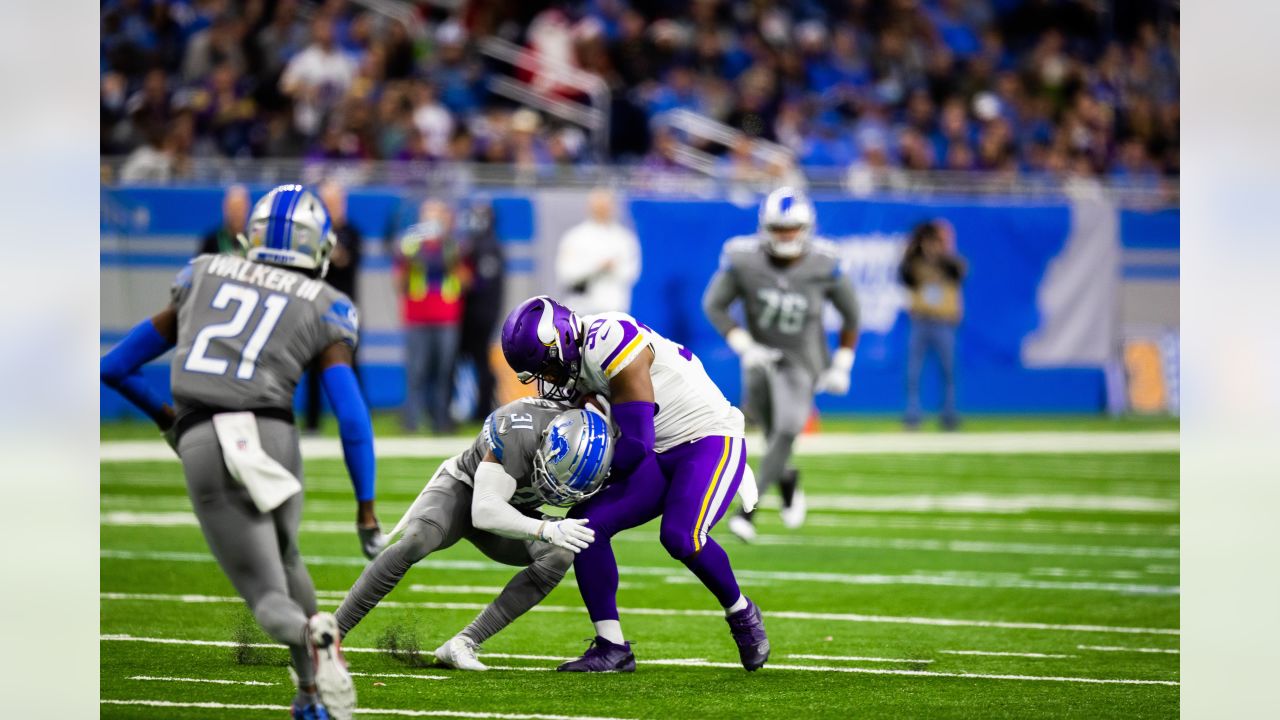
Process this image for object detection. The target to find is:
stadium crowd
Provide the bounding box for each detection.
[102,0,1178,185]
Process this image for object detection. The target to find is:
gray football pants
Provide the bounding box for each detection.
[335,474,574,644]
[178,418,318,688]
[744,362,816,503]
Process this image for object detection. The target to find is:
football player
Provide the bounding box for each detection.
[703,187,860,541]
[334,400,613,671]
[100,185,382,720]
[500,296,769,673]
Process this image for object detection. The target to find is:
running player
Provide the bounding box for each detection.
[500,296,769,673]
[703,187,860,541]
[334,399,613,671]
[100,184,381,720]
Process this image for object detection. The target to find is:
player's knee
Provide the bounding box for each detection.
[251,591,304,646]
[659,524,697,560]
[530,546,574,589]
[398,519,446,563]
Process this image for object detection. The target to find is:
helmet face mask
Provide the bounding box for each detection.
[501,296,583,401]
[759,186,815,259]
[243,184,337,277]
[530,408,614,507]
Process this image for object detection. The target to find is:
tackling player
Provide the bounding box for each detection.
[334,399,613,671]
[703,187,860,541]
[500,296,769,673]
[100,185,382,720]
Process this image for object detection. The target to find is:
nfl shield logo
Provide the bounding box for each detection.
[236,438,248,451]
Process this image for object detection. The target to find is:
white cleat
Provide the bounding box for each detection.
[434,635,488,671]
[308,612,355,720]
[727,515,758,543]
[780,489,807,530]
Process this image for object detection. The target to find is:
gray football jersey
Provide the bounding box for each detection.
[169,254,359,417]
[704,235,859,377]
[455,397,575,511]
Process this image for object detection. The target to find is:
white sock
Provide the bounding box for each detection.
[594,620,625,645]
[725,594,748,616]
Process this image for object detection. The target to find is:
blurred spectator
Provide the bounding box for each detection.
[456,200,505,421]
[396,200,466,434]
[197,184,249,255]
[555,188,641,315]
[900,219,967,431]
[302,180,363,432]
[280,16,356,137]
[98,1,1179,179]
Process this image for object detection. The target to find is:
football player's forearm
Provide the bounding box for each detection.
[610,400,656,474]
[100,317,177,427]
[831,279,861,337]
[472,462,542,540]
[701,272,739,336]
[322,364,376,503]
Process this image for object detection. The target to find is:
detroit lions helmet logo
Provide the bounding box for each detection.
[548,423,571,463]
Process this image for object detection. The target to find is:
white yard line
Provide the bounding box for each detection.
[100,699,631,719]
[753,493,1177,514]
[101,515,1178,561]
[99,431,1180,462]
[103,637,1176,688]
[128,675,277,686]
[785,654,933,664]
[351,672,450,681]
[100,594,1179,636]
[1078,645,1180,654]
[802,515,1179,538]
[939,650,1074,659]
[101,547,1178,596]
[641,659,1177,686]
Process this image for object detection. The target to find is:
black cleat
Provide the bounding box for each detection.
[556,637,636,673]
[726,598,770,671]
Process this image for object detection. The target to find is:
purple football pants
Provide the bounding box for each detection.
[569,435,747,623]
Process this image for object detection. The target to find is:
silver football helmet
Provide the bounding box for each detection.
[531,408,615,507]
[242,184,337,277]
[759,186,815,258]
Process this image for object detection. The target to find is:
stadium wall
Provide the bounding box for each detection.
[100,186,1179,419]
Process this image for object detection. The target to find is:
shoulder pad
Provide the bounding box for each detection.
[581,313,651,380]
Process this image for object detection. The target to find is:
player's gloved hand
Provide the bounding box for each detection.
[357,523,388,559]
[726,328,782,370]
[540,518,595,553]
[816,348,856,396]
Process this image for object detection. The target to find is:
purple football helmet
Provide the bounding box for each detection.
[500,296,583,400]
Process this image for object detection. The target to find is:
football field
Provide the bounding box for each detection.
[101,428,1178,718]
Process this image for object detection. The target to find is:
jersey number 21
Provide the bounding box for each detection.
[185,284,290,380]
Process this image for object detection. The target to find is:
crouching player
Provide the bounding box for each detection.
[501,296,769,672]
[100,185,383,720]
[334,398,614,670]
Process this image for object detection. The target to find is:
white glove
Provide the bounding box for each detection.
[540,518,595,553]
[816,348,856,396]
[727,328,782,370]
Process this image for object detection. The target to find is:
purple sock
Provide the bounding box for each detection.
[574,538,622,622]
[683,537,742,608]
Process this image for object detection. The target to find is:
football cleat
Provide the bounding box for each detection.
[780,489,807,530]
[434,635,488,671]
[291,702,332,720]
[726,598,770,671]
[308,612,355,720]
[727,514,758,543]
[556,636,636,673]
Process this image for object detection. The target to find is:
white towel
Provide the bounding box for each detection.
[737,463,759,513]
[212,412,302,513]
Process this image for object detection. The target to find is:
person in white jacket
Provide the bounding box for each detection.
[555,188,641,315]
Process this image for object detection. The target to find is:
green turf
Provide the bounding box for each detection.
[101,450,1178,718]
[100,412,1180,441]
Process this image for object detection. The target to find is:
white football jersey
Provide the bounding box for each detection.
[576,312,744,452]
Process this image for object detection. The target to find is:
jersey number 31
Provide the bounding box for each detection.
[185,284,290,380]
